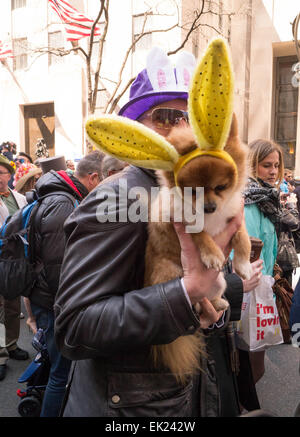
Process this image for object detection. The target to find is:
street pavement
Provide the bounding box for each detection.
[256,343,300,417]
[0,300,35,418]
[0,286,299,417]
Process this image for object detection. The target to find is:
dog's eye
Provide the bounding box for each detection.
[215,185,227,192]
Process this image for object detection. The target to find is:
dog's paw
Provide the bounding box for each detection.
[211,297,229,312]
[233,260,252,280]
[201,250,225,271]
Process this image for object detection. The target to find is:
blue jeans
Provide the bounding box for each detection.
[31,304,71,417]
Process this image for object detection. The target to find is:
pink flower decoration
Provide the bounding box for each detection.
[13,163,37,187]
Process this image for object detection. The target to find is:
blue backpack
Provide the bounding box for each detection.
[0,191,77,300]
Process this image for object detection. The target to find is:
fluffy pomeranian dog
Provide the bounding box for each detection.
[144,114,251,382]
[85,38,252,383]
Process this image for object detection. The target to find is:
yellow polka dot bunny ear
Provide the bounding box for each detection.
[188,37,234,151]
[173,37,237,185]
[86,115,179,171]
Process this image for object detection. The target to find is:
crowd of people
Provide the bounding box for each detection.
[0,45,299,419]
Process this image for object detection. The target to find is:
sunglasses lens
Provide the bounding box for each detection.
[152,109,188,128]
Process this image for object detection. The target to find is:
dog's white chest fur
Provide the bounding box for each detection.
[203,191,242,236]
[155,186,242,237]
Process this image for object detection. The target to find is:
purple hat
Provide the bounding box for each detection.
[118,47,196,120]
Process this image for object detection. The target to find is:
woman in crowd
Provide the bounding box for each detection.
[14,163,42,196]
[243,139,298,383]
[14,163,42,334]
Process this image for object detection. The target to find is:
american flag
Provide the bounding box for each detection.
[0,40,13,61]
[48,0,101,41]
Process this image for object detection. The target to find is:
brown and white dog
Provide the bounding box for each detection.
[85,38,252,383]
[144,114,251,382]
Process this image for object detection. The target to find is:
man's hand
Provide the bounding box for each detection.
[197,298,224,329]
[242,259,263,292]
[173,204,244,305]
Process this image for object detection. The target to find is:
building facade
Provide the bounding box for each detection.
[0,0,299,172]
[183,0,300,173]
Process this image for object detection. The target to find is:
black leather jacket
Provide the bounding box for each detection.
[54,165,230,417]
[29,170,87,310]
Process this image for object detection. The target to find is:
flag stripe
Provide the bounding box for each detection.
[49,0,94,24]
[64,21,101,31]
[50,5,94,24]
[48,0,101,41]
[0,41,13,60]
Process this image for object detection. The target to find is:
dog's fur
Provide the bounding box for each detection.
[144,114,251,383]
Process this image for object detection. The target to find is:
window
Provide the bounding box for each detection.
[95,89,108,111]
[13,38,27,70]
[132,14,153,52]
[11,0,26,10]
[48,31,64,66]
[274,56,299,169]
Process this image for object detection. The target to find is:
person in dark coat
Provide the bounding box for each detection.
[28,152,102,417]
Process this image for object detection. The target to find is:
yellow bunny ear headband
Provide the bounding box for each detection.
[86,38,237,186]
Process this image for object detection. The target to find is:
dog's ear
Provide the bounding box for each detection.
[188,38,234,152]
[228,113,239,139]
[86,115,179,171]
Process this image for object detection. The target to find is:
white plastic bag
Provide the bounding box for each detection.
[236,275,283,351]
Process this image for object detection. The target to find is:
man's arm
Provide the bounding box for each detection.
[54,190,201,361]
[54,185,244,361]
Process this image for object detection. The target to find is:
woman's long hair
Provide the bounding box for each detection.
[247,139,284,187]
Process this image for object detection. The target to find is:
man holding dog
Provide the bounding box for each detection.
[54,47,247,417]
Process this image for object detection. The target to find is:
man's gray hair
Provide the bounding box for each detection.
[75,151,104,179]
[101,155,127,179]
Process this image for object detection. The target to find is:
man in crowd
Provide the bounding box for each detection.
[27,151,103,416]
[0,154,29,381]
[66,159,75,176]
[53,47,244,417]
[101,155,127,180]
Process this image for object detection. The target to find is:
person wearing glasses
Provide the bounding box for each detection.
[54,47,245,417]
[8,153,33,189]
[15,152,33,166]
[0,154,29,382]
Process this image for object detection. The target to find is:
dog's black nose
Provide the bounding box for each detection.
[204,202,217,213]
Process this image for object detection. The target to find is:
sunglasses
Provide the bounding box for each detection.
[15,158,25,163]
[141,108,189,129]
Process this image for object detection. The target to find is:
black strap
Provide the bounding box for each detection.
[36,190,77,205]
[27,191,78,265]
[58,361,77,417]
